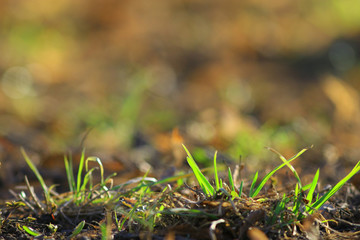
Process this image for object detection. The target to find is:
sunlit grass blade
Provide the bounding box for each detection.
[292,183,301,214]
[69,220,86,238]
[250,147,309,198]
[300,183,312,192]
[310,161,360,214]
[228,167,239,198]
[238,180,244,197]
[151,168,212,186]
[267,147,309,189]
[21,148,52,207]
[214,151,220,191]
[186,156,206,192]
[81,168,97,192]
[86,156,105,185]
[22,225,42,237]
[64,155,75,192]
[76,149,86,194]
[183,145,215,196]
[306,169,319,208]
[228,167,235,192]
[82,156,107,193]
[249,171,258,197]
[188,157,214,196]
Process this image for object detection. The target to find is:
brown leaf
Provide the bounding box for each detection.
[247,227,268,240]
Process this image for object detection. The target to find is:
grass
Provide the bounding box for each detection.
[3,144,360,239]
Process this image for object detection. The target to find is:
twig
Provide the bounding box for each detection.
[335,218,360,228]
[174,192,203,205]
[24,176,45,212]
[17,192,37,214]
[209,219,225,240]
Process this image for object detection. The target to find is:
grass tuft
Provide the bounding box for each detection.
[21,148,54,211]
[15,144,360,239]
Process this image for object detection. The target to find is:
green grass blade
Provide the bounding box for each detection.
[69,220,86,238]
[183,145,215,196]
[306,169,319,206]
[214,151,220,191]
[22,225,42,237]
[250,147,309,198]
[249,171,258,197]
[239,180,244,197]
[267,147,309,189]
[76,149,86,194]
[300,183,312,192]
[228,167,239,198]
[186,156,209,194]
[292,183,300,214]
[86,156,105,185]
[251,168,281,198]
[64,155,75,192]
[228,167,235,192]
[310,161,360,213]
[152,168,212,186]
[81,168,97,192]
[21,148,51,206]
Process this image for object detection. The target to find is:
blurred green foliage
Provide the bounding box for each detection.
[0,0,360,165]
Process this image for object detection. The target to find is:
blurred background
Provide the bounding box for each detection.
[1,0,360,196]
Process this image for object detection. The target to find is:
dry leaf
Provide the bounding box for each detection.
[247,227,268,240]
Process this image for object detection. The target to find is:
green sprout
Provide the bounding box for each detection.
[183,144,216,196]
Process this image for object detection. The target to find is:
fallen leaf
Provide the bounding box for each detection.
[247,227,268,240]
